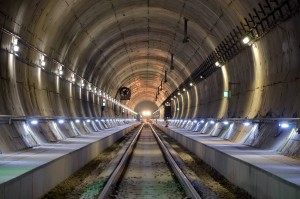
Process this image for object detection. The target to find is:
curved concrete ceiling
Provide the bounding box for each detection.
[0,0,257,110]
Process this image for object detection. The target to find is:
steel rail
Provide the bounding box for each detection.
[98,124,144,199]
[150,124,202,199]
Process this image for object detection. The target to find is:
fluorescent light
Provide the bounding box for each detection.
[183,88,186,92]
[215,61,220,67]
[86,119,91,123]
[12,37,19,52]
[58,119,65,124]
[224,91,230,98]
[95,119,99,122]
[210,120,215,124]
[30,120,38,125]
[87,85,91,91]
[242,36,250,44]
[71,74,76,82]
[75,119,80,123]
[200,120,205,123]
[193,120,198,123]
[223,121,229,125]
[189,83,193,86]
[13,45,19,52]
[243,121,251,126]
[40,55,46,67]
[41,60,46,66]
[177,92,181,95]
[279,122,289,128]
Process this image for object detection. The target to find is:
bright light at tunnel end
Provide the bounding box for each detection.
[142,111,152,117]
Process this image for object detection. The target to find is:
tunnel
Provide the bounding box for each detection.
[0,0,300,198]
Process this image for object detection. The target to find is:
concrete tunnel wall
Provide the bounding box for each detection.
[0,0,299,174]
[172,14,300,120]
[0,1,299,198]
[0,51,132,152]
[1,1,299,122]
[159,13,300,157]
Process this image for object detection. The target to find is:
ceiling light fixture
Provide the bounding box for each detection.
[242,36,251,44]
[57,65,63,76]
[279,122,290,128]
[223,121,229,125]
[12,37,19,52]
[243,121,251,126]
[80,80,85,88]
[30,120,38,125]
[71,74,76,83]
[39,55,46,68]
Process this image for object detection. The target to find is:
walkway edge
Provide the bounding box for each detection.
[0,124,137,199]
[155,124,300,199]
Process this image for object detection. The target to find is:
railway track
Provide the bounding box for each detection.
[98,123,201,199]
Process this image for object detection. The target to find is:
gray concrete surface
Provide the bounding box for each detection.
[0,123,137,199]
[155,124,300,199]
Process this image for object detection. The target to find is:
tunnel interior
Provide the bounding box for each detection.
[0,0,300,198]
[0,0,299,153]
